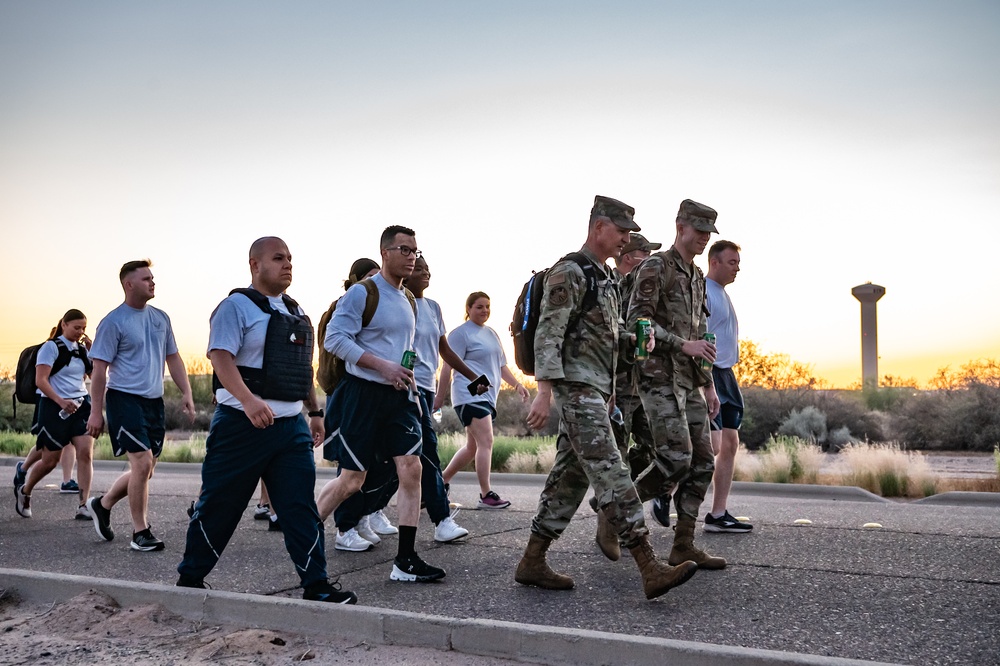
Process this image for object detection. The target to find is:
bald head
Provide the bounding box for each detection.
[249,236,293,297]
[250,236,287,260]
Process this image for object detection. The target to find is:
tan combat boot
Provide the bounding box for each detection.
[515,533,575,590]
[595,508,621,561]
[629,535,698,600]
[669,517,727,569]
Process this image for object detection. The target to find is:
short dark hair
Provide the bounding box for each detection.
[708,240,740,262]
[380,225,416,249]
[119,259,152,283]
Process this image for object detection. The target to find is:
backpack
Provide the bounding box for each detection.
[13,338,92,416]
[510,252,599,375]
[316,279,417,395]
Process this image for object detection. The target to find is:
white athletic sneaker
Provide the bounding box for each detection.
[434,516,469,543]
[368,509,398,535]
[335,528,374,552]
[356,515,381,545]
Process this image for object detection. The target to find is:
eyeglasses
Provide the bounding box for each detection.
[386,246,423,258]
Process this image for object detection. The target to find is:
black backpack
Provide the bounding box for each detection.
[510,252,599,375]
[13,339,92,416]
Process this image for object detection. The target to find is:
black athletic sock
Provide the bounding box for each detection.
[397,525,417,559]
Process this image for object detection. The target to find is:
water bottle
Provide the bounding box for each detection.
[59,397,85,420]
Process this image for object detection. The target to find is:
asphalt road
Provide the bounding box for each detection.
[2,458,998,665]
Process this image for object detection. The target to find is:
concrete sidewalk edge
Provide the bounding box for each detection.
[0,568,900,666]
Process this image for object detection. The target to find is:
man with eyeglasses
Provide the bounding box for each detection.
[516,196,698,600]
[316,225,445,583]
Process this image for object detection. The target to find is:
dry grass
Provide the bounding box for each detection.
[839,441,938,498]
[734,436,823,484]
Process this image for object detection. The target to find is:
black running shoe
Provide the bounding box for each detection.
[176,574,207,589]
[704,511,753,533]
[268,516,282,532]
[650,495,672,528]
[390,553,446,582]
[88,496,114,541]
[303,579,357,605]
[130,528,165,552]
[253,503,270,520]
[186,501,195,518]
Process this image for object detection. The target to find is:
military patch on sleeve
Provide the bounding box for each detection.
[637,278,657,297]
[549,285,569,306]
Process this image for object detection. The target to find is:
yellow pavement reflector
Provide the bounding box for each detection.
[448,502,463,510]
[863,522,883,528]
[735,516,750,522]
[793,518,813,525]
[669,513,678,520]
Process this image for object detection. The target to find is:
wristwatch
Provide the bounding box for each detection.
[307,409,324,418]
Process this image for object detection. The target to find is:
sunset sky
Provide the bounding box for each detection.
[2,1,998,388]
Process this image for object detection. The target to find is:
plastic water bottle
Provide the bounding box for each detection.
[58,397,85,420]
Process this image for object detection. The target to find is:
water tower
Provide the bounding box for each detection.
[851,283,885,387]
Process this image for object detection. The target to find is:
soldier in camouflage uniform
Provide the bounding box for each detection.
[514,196,697,600]
[626,199,726,570]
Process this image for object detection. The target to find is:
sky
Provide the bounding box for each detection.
[2,1,998,388]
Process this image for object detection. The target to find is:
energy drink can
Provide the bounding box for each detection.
[401,350,417,371]
[635,318,652,361]
[701,332,716,369]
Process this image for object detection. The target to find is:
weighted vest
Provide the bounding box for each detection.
[213,288,315,402]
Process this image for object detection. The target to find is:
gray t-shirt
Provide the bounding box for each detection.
[207,288,305,418]
[447,320,506,408]
[35,336,88,400]
[706,278,739,369]
[413,297,446,392]
[324,272,415,386]
[90,303,178,399]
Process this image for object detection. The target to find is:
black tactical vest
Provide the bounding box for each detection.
[212,288,315,402]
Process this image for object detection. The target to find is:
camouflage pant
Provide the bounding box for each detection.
[610,392,655,478]
[631,380,714,522]
[531,382,649,549]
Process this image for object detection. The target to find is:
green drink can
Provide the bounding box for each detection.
[401,350,417,371]
[635,318,652,361]
[701,333,716,369]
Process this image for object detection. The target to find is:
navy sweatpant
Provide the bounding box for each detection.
[177,405,327,587]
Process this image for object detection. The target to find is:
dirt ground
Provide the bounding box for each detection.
[0,589,524,666]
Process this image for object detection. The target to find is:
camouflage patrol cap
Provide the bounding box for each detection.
[591,195,640,231]
[621,232,662,255]
[677,199,719,233]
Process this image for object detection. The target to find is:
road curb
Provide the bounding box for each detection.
[0,568,900,666]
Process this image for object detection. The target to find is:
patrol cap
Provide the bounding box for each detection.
[677,199,719,233]
[621,232,662,255]
[591,195,640,231]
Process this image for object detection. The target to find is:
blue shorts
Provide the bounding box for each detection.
[323,374,422,472]
[106,389,165,457]
[33,396,91,450]
[711,367,744,431]
[454,401,496,427]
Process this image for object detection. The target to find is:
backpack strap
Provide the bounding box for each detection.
[49,338,92,377]
[560,252,601,330]
[229,287,302,316]
[357,279,417,327]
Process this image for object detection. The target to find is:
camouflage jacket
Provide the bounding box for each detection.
[534,246,620,395]
[626,246,712,390]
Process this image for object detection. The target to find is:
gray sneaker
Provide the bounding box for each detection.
[15,486,31,518]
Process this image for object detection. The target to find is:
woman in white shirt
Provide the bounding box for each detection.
[437,292,529,509]
[14,309,94,520]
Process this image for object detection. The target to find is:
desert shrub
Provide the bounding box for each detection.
[778,406,827,444]
[827,426,856,451]
[889,384,1000,451]
[740,387,815,448]
[736,437,822,484]
[815,391,889,443]
[435,407,464,435]
[0,382,36,432]
[495,387,532,436]
[164,397,213,431]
